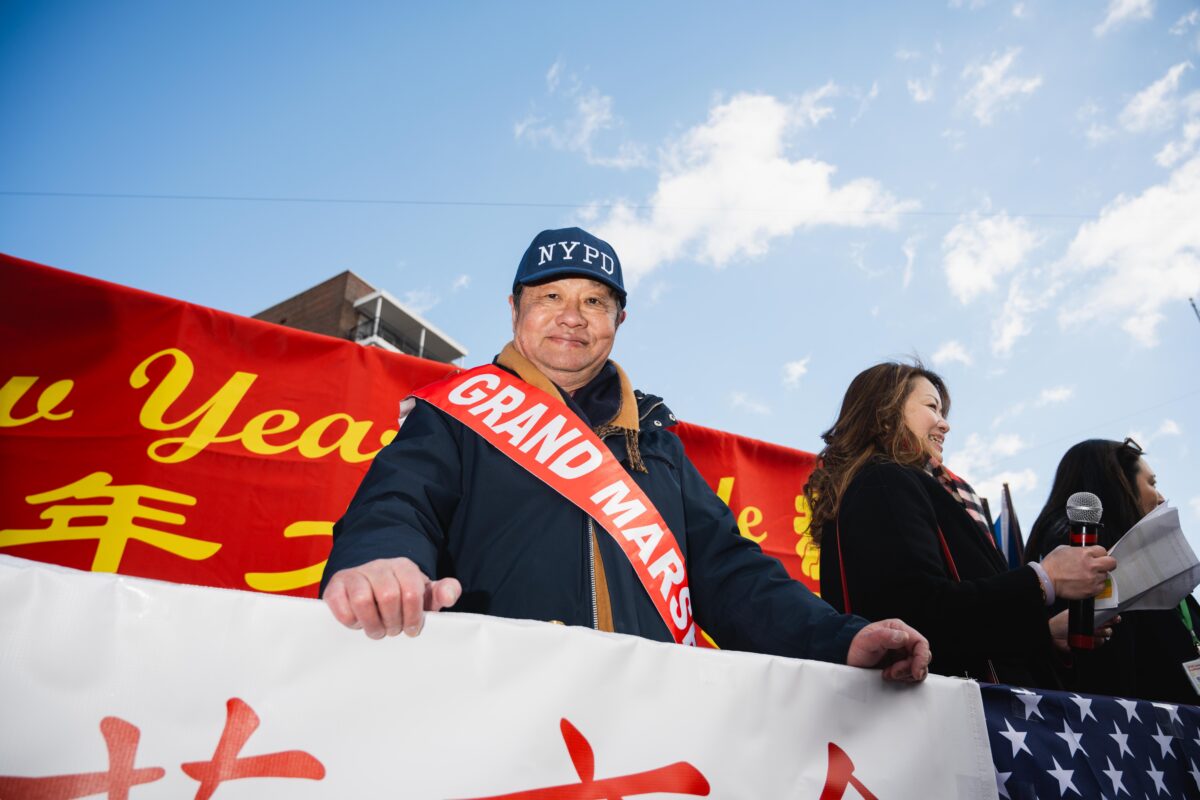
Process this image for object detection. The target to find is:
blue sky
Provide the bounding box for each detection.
[2,1,1199,555]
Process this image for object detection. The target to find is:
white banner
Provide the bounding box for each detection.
[0,556,998,799]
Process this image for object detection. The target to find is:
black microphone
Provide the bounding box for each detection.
[1066,491,1103,651]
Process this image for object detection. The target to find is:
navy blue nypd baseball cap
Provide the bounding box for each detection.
[513,227,626,307]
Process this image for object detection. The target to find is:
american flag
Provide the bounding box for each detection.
[983,683,1200,798]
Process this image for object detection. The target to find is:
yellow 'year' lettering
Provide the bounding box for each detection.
[130,348,393,464]
[0,376,75,427]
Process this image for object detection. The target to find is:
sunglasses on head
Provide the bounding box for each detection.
[1121,436,1144,455]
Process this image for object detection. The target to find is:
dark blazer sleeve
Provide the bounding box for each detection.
[826,462,1049,669]
[672,438,868,664]
[319,400,462,595]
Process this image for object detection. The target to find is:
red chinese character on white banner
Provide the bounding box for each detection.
[0,716,164,799]
[819,742,879,800]
[181,698,325,799]
[0,698,324,799]
[461,717,710,799]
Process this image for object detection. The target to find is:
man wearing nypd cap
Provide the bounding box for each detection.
[321,226,931,681]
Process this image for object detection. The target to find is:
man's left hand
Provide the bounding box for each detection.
[846,619,931,683]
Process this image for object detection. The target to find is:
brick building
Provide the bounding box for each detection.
[253,271,466,364]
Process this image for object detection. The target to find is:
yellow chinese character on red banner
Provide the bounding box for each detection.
[0,472,221,572]
[793,494,820,582]
[244,521,331,593]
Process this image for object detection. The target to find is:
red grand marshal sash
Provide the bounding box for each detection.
[412,365,698,646]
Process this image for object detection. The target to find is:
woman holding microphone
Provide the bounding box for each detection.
[1026,438,1198,702]
[807,361,1114,686]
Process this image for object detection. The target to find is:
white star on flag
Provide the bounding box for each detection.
[1103,756,1130,798]
[1047,756,1079,797]
[1190,759,1200,791]
[1117,698,1142,723]
[995,769,1012,799]
[1012,688,1045,721]
[1110,720,1134,759]
[1152,725,1177,760]
[1070,693,1096,722]
[1153,702,1183,727]
[1148,755,1168,796]
[1055,720,1088,757]
[1000,719,1033,758]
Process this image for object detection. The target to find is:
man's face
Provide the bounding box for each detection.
[510,277,626,393]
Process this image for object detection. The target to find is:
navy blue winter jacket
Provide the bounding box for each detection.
[321,357,866,664]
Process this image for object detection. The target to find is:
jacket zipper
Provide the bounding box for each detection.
[587,517,599,630]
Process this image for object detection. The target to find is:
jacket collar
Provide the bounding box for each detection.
[495,342,639,433]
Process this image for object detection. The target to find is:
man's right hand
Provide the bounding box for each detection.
[323,557,462,639]
[1041,544,1116,600]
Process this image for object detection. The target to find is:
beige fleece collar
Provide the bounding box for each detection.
[496,342,639,432]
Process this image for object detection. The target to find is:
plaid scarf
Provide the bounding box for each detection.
[925,460,995,544]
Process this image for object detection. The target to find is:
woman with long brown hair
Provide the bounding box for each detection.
[807,361,1115,686]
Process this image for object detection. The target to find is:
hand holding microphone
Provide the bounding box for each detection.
[1041,542,1115,598]
[1058,492,1111,651]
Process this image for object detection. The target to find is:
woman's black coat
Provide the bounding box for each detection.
[1030,514,1200,705]
[820,460,1057,686]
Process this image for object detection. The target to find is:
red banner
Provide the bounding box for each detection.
[0,254,820,597]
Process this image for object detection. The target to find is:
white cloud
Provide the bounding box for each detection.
[515,65,648,169]
[907,61,942,105]
[1087,122,1117,144]
[1171,10,1199,39]
[1156,418,1182,437]
[451,274,470,291]
[942,128,966,150]
[1037,386,1073,405]
[731,391,771,415]
[932,340,973,367]
[961,48,1043,126]
[782,357,811,388]
[401,289,438,314]
[992,385,1073,427]
[908,79,935,103]
[944,432,1038,504]
[1157,118,1200,166]
[1056,155,1200,346]
[1173,10,1200,34]
[1012,2,1029,19]
[990,385,1066,427]
[795,81,841,127]
[1119,62,1192,133]
[589,93,917,285]
[990,271,1050,356]
[942,211,1042,304]
[849,241,890,278]
[545,60,562,93]
[991,405,1024,428]
[895,49,922,61]
[646,280,669,305]
[852,82,880,124]
[902,236,919,288]
[1095,0,1154,36]
[1078,101,1116,144]
[992,434,1026,457]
